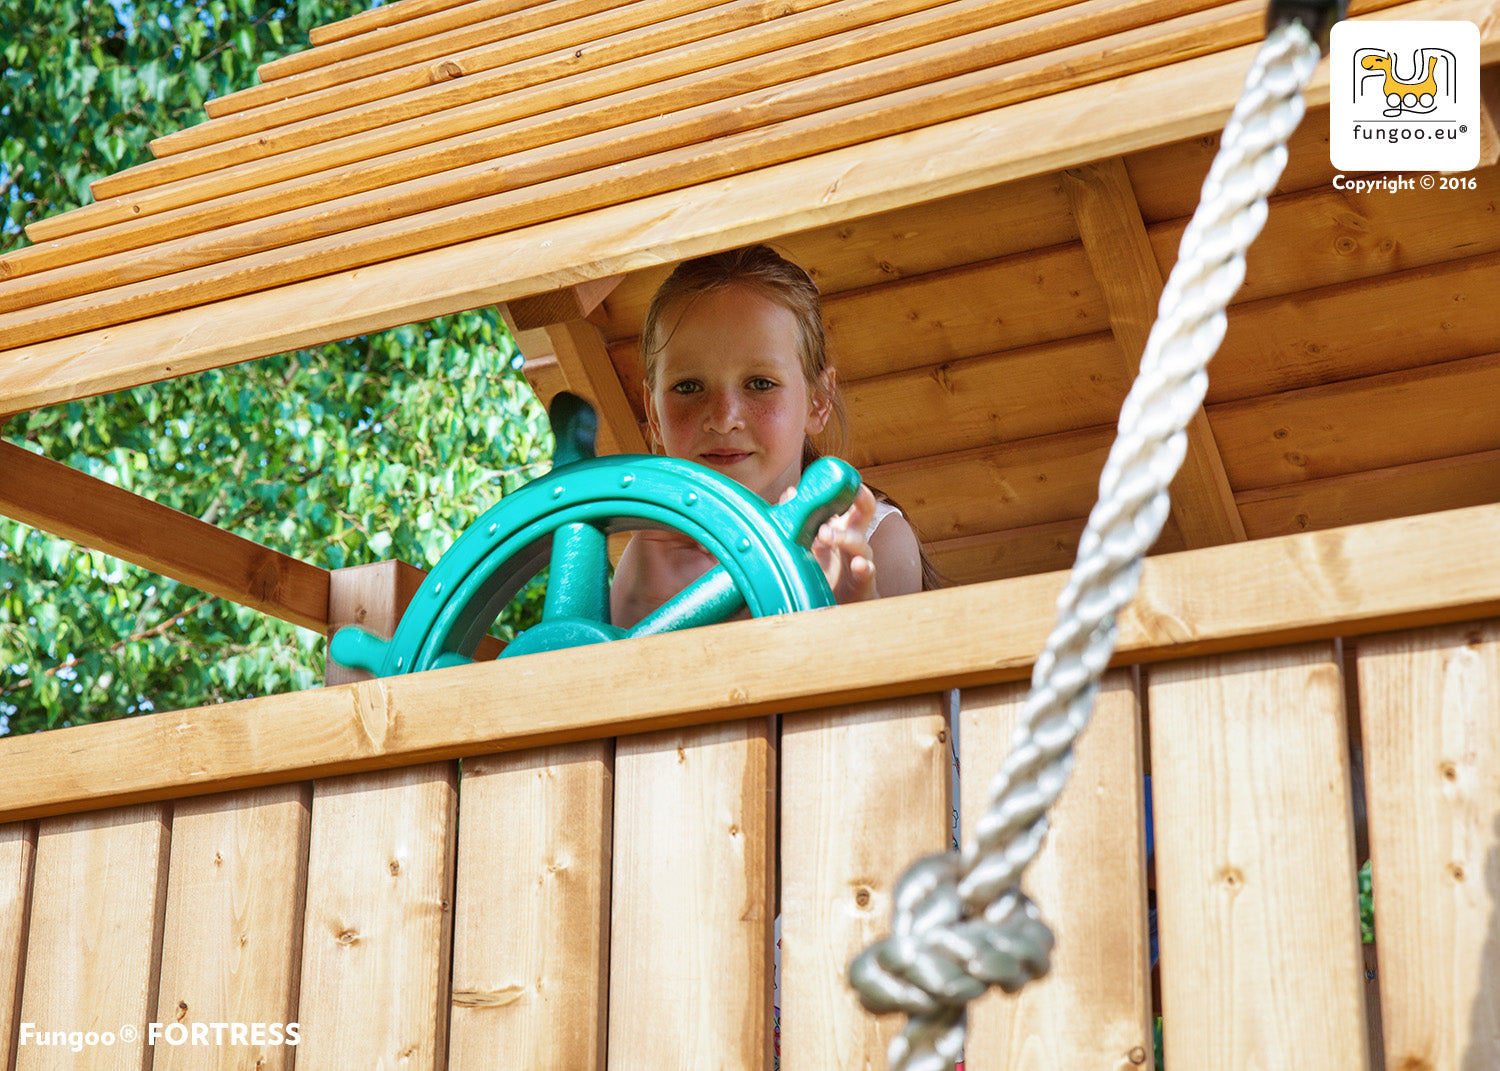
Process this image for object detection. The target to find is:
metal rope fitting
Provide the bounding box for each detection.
[1267,0,1347,53]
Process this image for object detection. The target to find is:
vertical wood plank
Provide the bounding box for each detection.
[779,695,949,1069]
[960,671,1154,1067]
[153,785,311,1070]
[295,763,457,1070]
[448,741,612,1068]
[295,562,458,1068]
[608,719,775,1068]
[1357,620,1500,1071]
[16,805,171,1071]
[0,822,37,1063]
[1148,643,1369,1071]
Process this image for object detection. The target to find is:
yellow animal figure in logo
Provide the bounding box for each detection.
[1360,51,1440,104]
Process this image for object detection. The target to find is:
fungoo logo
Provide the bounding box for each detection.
[1330,20,1479,172]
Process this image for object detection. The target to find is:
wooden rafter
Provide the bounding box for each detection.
[0,440,330,631]
[1063,156,1246,546]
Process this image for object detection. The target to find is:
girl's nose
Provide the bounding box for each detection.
[705,390,744,432]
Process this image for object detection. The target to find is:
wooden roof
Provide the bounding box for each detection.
[1,0,1498,615]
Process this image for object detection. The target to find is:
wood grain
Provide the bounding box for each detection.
[1236,449,1500,539]
[841,334,1129,468]
[1357,621,1500,1071]
[153,785,311,1071]
[1148,645,1369,1071]
[295,763,457,1069]
[448,743,612,1069]
[961,672,1153,1069]
[1209,350,1500,490]
[0,502,1494,824]
[16,805,170,1071]
[607,719,775,1067]
[779,695,950,1067]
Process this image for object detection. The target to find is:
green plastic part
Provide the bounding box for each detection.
[330,392,862,678]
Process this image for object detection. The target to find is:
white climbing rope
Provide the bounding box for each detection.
[848,19,1326,1070]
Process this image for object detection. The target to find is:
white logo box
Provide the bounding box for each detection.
[1329,19,1480,172]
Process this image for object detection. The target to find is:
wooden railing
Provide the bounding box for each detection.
[0,503,1496,1068]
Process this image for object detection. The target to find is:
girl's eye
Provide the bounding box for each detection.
[747,377,777,391]
[669,381,702,395]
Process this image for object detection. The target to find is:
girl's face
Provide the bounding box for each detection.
[646,283,831,503]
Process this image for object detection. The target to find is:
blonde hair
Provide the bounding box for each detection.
[640,244,847,457]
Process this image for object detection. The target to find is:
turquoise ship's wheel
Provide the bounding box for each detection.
[330,392,863,678]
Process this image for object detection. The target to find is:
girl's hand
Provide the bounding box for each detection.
[811,484,879,604]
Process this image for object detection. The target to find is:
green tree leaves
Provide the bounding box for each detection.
[1,1,554,733]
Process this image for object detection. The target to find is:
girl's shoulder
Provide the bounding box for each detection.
[865,498,905,539]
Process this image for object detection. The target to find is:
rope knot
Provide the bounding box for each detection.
[848,852,1055,1022]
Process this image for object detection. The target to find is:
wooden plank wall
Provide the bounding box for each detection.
[0,618,1496,1066]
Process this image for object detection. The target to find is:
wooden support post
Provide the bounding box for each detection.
[17,805,171,1071]
[324,559,426,685]
[1357,619,1500,1071]
[1062,157,1246,547]
[0,822,36,1060]
[504,281,643,457]
[1149,644,1369,1071]
[779,695,950,1067]
[960,672,1154,1067]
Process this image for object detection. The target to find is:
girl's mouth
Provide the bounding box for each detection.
[701,450,751,465]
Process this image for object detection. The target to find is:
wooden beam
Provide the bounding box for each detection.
[1,0,1490,414]
[537,319,648,455]
[1062,157,1245,546]
[0,440,330,632]
[505,276,623,331]
[0,500,1496,822]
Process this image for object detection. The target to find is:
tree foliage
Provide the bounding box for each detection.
[0,0,553,734]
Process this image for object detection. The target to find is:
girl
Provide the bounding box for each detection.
[610,244,932,627]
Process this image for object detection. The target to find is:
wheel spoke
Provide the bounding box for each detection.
[543,521,610,622]
[626,566,745,640]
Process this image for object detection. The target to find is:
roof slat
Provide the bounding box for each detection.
[0,0,1267,347]
[219,0,618,113]
[309,0,483,47]
[263,0,553,82]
